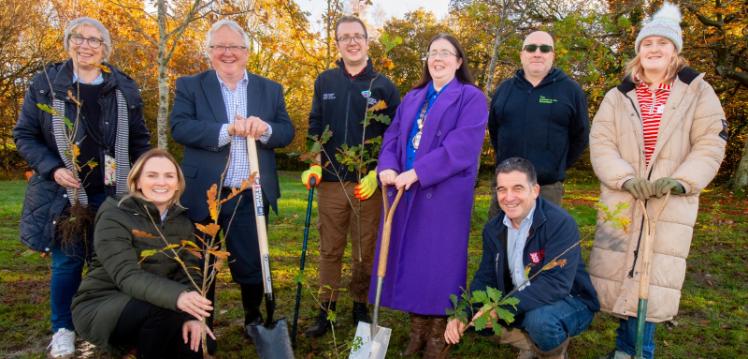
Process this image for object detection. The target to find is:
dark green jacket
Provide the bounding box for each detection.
[72,196,201,352]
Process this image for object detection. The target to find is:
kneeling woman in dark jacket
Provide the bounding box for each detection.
[72,149,213,357]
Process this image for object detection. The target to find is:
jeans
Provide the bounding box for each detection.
[521,295,595,352]
[616,317,656,359]
[50,193,105,332]
[50,243,86,331]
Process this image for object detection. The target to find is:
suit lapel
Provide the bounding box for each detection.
[245,73,259,117]
[201,71,229,124]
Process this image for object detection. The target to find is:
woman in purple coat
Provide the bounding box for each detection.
[372,33,488,358]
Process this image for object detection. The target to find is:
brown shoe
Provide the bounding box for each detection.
[402,313,430,356]
[423,317,448,359]
[530,338,569,359]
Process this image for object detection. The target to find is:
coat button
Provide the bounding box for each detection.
[426,192,432,199]
[52,220,56,225]
[63,194,67,198]
[436,131,442,137]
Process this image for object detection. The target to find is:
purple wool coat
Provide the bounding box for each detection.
[369,80,488,315]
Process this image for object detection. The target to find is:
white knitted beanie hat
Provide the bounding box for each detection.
[635,2,683,53]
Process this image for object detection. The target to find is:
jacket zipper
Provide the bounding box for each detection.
[624,94,654,278]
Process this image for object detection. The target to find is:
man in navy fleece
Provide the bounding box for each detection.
[445,157,598,359]
[487,31,589,217]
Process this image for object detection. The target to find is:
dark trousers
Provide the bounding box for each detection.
[200,189,267,327]
[110,298,202,359]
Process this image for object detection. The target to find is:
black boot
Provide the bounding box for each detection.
[304,301,336,338]
[241,284,264,341]
[352,301,371,325]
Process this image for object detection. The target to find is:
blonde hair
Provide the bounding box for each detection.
[126,149,185,208]
[624,51,688,85]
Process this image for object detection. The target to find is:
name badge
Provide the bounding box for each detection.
[104,154,116,186]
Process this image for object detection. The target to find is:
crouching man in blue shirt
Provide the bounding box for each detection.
[445,157,599,358]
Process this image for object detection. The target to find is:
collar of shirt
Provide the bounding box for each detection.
[634,77,672,93]
[502,202,536,231]
[72,72,104,85]
[216,70,249,91]
[503,202,536,290]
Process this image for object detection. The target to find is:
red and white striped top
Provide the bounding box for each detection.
[635,81,671,165]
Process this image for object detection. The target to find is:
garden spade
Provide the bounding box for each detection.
[244,137,294,359]
[634,194,669,359]
[291,176,316,346]
[349,186,404,359]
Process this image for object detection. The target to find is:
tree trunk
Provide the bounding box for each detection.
[483,25,503,95]
[156,0,169,149]
[733,136,748,194]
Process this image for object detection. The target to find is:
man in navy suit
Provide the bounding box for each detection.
[170,19,294,348]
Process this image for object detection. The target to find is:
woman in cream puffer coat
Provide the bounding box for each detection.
[588,3,727,358]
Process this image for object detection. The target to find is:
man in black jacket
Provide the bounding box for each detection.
[300,16,400,337]
[488,31,589,217]
[445,158,598,359]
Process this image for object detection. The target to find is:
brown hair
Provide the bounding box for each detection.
[335,15,368,40]
[414,33,475,89]
[625,50,687,85]
[126,148,185,208]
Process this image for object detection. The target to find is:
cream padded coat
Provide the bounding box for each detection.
[588,67,726,322]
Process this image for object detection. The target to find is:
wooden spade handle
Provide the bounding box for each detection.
[636,193,671,301]
[246,137,273,296]
[377,186,404,278]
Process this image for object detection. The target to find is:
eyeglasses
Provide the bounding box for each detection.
[208,45,248,53]
[337,34,367,44]
[70,34,103,49]
[523,44,553,53]
[424,50,457,60]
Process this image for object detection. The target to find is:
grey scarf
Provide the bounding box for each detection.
[51,89,130,206]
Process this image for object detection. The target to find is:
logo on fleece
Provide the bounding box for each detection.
[529,249,545,264]
[538,95,558,104]
[361,90,379,106]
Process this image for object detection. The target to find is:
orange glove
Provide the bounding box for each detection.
[301,165,321,190]
[354,170,378,200]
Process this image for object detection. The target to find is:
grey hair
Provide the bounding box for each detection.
[63,17,112,61]
[204,19,251,58]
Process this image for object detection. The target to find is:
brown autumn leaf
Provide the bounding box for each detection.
[67,89,82,107]
[206,184,218,222]
[99,64,111,73]
[208,249,231,260]
[186,248,203,259]
[542,259,568,272]
[367,100,387,112]
[132,229,157,238]
[214,259,225,272]
[195,223,220,238]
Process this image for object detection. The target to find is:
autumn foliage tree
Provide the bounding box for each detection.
[3,0,747,193]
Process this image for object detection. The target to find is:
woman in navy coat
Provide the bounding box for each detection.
[371,33,488,358]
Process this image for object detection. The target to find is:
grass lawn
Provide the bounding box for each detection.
[1,170,746,358]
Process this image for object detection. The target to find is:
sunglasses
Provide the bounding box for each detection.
[523,44,554,53]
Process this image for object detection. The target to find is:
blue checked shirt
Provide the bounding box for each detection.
[216,71,272,188]
[503,204,536,291]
